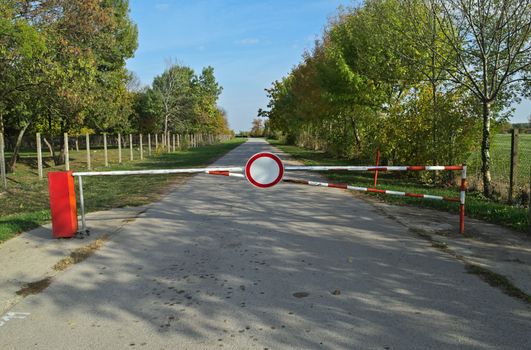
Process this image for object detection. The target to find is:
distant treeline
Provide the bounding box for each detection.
[0,0,230,173]
[260,0,530,197]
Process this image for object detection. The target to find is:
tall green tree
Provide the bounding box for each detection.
[152,64,195,137]
[0,0,46,171]
[194,66,223,132]
[433,0,531,197]
[5,0,139,165]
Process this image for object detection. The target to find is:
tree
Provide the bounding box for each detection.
[250,118,264,137]
[149,63,227,137]
[261,0,488,171]
[0,0,46,172]
[194,66,223,132]
[4,0,139,165]
[130,88,159,133]
[433,0,531,197]
[152,64,195,139]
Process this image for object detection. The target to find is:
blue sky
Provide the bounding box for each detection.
[126,0,530,131]
[126,0,353,131]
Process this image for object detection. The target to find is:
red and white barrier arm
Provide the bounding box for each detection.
[205,171,245,178]
[72,167,244,177]
[282,178,460,203]
[285,165,464,172]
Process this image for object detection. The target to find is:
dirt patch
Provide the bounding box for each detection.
[431,241,448,249]
[16,277,52,297]
[293,292,309,298]
[53,235,109,271]
[465,264,531,304]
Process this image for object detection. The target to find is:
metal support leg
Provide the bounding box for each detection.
[78,175,89,235]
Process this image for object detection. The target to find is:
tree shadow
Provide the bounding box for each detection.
[5,140,530,349]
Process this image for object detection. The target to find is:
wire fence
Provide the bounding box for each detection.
[467,131,530,205]
[0,132,232,187]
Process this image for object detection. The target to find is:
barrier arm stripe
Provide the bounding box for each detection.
[284,165,463,172]
[72,167,244,177]
[459,165,467,234]
[283,178,460,203]
[206,171,245,178]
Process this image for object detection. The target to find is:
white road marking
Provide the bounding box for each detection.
[0,312,30,328]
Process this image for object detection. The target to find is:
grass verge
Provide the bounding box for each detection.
[268,139,529,232]
[0,138,246,243]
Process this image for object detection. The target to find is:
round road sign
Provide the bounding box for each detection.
[245,152,284,188]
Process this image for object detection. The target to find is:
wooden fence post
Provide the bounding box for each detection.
[103,132,108,167]
[129,133,134,161]
[148,133,152,156]
[64,133,70,171]
[509,128,519,203]
[36,132,43,179]
[118,133,122,163]
[0,131,6,191]
[86,132,91,170]
[140,134,143,160]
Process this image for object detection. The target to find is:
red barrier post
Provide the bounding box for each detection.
[459,165,467,234]
[373,148,381,188]
[48,171,78,238]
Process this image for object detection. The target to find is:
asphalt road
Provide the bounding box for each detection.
[1,139,530,349]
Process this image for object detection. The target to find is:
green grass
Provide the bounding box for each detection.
[269,139,530,233]
[0,138,246,243]
[467,133,531,190]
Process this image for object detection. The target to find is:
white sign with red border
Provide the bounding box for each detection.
[245,152,284,188]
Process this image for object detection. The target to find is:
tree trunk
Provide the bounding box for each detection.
[6,124,29,173]
[43,137,54,157]
[349,116,362,150]
[55,140,65,165]
[481,101,493,198]
[44,136,65,165]
[431,81,438,165]
[0,113,7,190]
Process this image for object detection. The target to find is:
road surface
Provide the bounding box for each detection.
[1,139,530,349]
